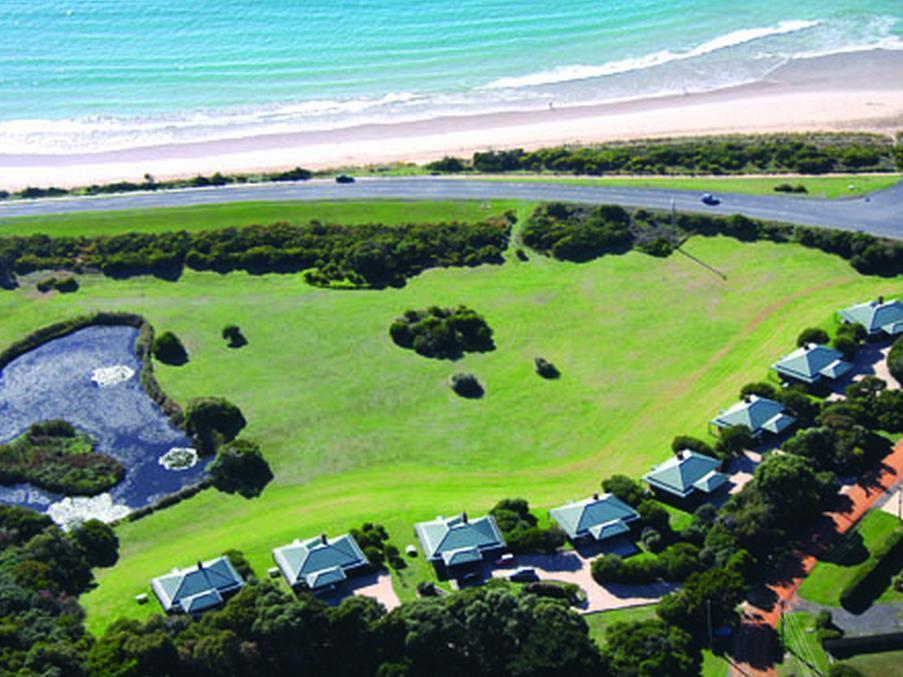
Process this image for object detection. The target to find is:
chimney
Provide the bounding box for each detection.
[743,395,752,404]
[878,295,885,304]
[196,560,204,570]
[461,511,469,524]
[320,533,328,545]
[592,492,599,500]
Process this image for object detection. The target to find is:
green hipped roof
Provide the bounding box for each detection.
[150,556,244,614]
[711,395,795,436]
[839,299,903,335]
[644,451,727,499]
[415,513,506,562]
[549,494,639,541]
[772,344,851,384]
[273,534,369,589]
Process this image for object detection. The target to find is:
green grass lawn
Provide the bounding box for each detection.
[0,209,899,634]
[777,611,831,677]
[469,173,902,199]
[844,648,903,674]
[798,510,903,607]
[584,605,658,646]
[0,199,518,237]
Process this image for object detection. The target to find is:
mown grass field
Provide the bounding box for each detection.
[0,199,518,237]
[0,199,900,635]
[798,509,903,607]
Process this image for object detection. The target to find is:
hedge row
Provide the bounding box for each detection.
[116,478,213,525]
[839,528,903,612]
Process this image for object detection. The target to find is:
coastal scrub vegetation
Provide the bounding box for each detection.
[152,330,188,365]
[0,215,513,289]
[0,420,124,496]
[522,201,903,276]
[184,396,247,453]
[207,438,273,498]
[389,305,494,359]
[490,498,566,555]
[427,133,901,175]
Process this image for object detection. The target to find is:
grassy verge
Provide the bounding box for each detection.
[798,510,903,607]
[0,218,898,633]
[0,199,519,237]
[777,611,831,677]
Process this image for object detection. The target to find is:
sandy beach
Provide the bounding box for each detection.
[1,49,901,190]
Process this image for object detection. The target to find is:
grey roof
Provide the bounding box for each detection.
[151,556,244,614]
[839,299,903,336]
[711,395,796,437]
[415,513,506,563]
[549,494,639,541]
[772,343,851,384]
[644,450,728,499]
[272,534,369,589]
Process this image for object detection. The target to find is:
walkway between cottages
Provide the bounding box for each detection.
[730,439,903,677]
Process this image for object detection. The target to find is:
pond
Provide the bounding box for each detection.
[0,325,208,525]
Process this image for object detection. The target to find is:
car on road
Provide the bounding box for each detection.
[335,174,356,184]
[509,567,538,583]
[700,192,720,206]
[495,553,515,567]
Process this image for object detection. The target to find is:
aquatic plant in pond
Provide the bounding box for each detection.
[0,325,209,524]
[158,447,199,471]
[48,493,131,528]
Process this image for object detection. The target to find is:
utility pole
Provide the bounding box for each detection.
[706,598,713,648]
[670,197,677,244]
[779,599,786,651]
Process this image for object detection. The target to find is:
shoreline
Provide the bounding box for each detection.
[1,48,901,190]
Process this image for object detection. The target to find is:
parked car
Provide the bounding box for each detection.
[335,174,355,184]
[458,571,482,586]
[509,567,538,583]
[700,192,720,206]
[495,553,515,567]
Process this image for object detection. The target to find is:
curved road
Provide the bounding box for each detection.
[0,177,900,239]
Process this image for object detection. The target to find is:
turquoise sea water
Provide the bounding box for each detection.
[0,0,900,153]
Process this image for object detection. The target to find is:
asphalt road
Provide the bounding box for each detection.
[0,177,901,239]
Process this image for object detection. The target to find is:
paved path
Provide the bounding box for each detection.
[730,439,903,676]
[792,599,903,637]
[491,550,677,614]
[0,176,901,239]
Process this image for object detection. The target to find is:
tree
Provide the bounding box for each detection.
[70,519,119,567]
[152,331,188,365]
[601,474,645,506]
[796,327,829,346]
[715,425,755,459]
[671,435,715,458]
[184,397,247,452]
[752,453,833,521]
[740,382,778,400]
[602,619,700,677]
[657,567,746,633]
[208,439,273,498]
[889,336,903,385]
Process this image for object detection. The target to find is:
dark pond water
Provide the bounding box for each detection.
[0,325,208,525]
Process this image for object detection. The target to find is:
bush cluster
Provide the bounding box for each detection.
[390,305,494,359]
[490,498,566,555]
[888,336,903,384]
[522,203,633,261]
[0,216,512,290]
[0,421,124,496]
[349,522,406,570]
[591,543,703,584]
[449,372,484,398]
[184,396,247,453]
[426,133,898,175]
[36,275,79,293]
[207,439,272,498]
[534,356,560,379]
[152,330,188,365]
[222,324,247,348]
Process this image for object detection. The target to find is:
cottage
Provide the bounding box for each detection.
[150,556,244,615]
[549,493,639,543]
[839,297,903,337]
[772,343,851,385]
[414,512,505,575]
[644,450,728,503]
[272,533,369,592]
[710,394,795,438]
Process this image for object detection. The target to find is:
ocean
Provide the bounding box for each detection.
[1,0,900,154]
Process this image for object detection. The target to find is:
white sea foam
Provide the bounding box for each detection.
[90,365,135,387]
[482,20,822,89]
[159,447,199,471]
[47,493,131,528]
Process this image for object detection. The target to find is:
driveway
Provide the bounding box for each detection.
[491,550,677,614]
[319,571,401,612]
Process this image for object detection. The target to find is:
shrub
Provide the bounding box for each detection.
[889,336,903,384]
[658,543,703,580]
[601,474,646,506]
[36,276,58,293]
[774,183,807,193]
[834,323,867,360]
[715,424,755,459]
[637,500,670,533]
[450,373,484,398]
[222,324,247,348]
[152,331,188,365]
[184,397,246,452]
[390,306,494,359]
[797,327,829,346]
[522,203,633,262]
[69,519,119,567]
[838,528,903,612]
[641,527,664,553]
[671,435,715,458]
[426,156,467,173]
[54,277,79,293]
[207,439,272,498]
[223,549,255,580]
[534,356,560,379]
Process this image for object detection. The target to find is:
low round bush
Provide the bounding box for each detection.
[796,327,829,347]
[152,331,188,365]
[889,336,903,385]
[450,372,484,399]
[534,356,560,379]
[54,277,79,293]
[222,324,247,348]
[208,439,272,498]
[390,305,494,359]
[185,397,246,452]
